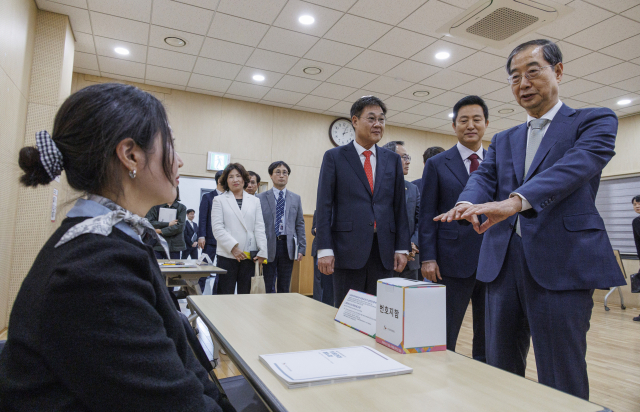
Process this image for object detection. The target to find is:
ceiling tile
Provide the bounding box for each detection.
[37,1,92,33]
[74,68,101,78]
[432,107,456,121]
[369,27,437,59]
[564,15,640,50]
[348,0,427,25]
[582,0,639,13]
[623,5,640,22]
[324,110,349,117]
[448,52,505,76]
[145,80,186,90]
[261,101,295,109]
[411,40,476,68]
[584,62,640,85]
[258,27,319,57]
[344,89,391,102]
[482,67,508,83]
[297,95,340,110]
[404,101,449,117]
[346,50,403,75]
[87,0,151,22]
[388,112,424,124]
[611,75,640,92]
[440,33,486,51]
[481,31,557,59]
[364,76,413,95]
[193,57,242,80]
[262,89,306,105]
[482,87,516,104]
[563,53,623,77]
[559,79,604,97]
[303,39,363,66]
[556,41,592,63]
[599,34,640,61]
[556,98,590,109]
[300,0,358,12]
[148,26,204,55]
[452,78,506,96]
[187,73,232,92]
[324,14,392,48]
[398,0,464,37]
[217,0,288,25]
[395,84,447,101]
[208,13,269,47]
[100,73,145,83]
[175,0,219,10]
[224,94,260,103]
[326,68,378,88]
[235,67,284,87]
[226,81,271,99]
[421,69,475,89]
[272,0,344,37]
[74,31,95,54]
[491,103,526,118]
[90,11,149,44]
[537,0,614,39]
[571,86,629,104]
[94,36,147,63]
[596,92,640,110]
[245,49,300,73]
[74,51,98,70]
[483,98,506,109]
[275,75,322,93]
[200,38,254,65]
[413,117,450,129]
[385,60,440,83]
[427,90,469,107]
[98,55,146,78]
[146,65,191,86]
[151,0,214,35]
[384,96,421,112]
[288,59,341,81]
[489,118,522,131]
[292,105,324,113]
[328,101,353,115]
[46,0,86,8]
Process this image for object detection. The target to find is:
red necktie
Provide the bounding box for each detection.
[363,150,376,229]
[468,153,480,174]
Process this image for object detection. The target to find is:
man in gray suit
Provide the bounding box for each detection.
[382,141,420,279]
[257,161,307,293]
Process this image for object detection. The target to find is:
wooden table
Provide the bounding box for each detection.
[158,259,226,296]
[188,293,610,412]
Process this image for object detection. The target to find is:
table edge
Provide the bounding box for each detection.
[188,296,288,412]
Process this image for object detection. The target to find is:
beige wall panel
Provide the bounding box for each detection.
[227,157,273,181]
[283,164,321,213]
[217,99,274,162]
[58,22,74,105]
[0,163,22,329]
[603,114,640,178]
[28,12,68,106]
[165,90,222,154]
[0,73,30,160]
[0,0,37,97]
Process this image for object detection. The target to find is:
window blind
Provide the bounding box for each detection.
[595,176,640,257]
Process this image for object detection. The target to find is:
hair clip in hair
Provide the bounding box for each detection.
[35,130,63,181]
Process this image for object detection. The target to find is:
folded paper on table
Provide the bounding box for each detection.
[334,290,377,338]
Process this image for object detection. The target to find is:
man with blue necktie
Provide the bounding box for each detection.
[436,39,626,400]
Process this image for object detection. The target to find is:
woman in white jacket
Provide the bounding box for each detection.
[211,163,268,294]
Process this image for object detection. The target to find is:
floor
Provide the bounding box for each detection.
[190,296,640,412]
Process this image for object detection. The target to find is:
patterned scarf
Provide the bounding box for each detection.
[55,194,170,258]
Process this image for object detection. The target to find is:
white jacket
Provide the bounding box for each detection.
[211,191,268,260]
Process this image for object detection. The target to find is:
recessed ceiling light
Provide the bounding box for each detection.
[114,47,129,55]
[164,37,186,47]
[412,90,430,97]
[618,99,632,105]
[435,52,450,60]
[299,15,315,25]
[253,74,265,82]
[303,67,322,75]
[448,113,454,118]
[498,108,514,114]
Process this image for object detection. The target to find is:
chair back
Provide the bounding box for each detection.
[613,250,627,279]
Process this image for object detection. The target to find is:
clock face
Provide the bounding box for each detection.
[330,118,356,147]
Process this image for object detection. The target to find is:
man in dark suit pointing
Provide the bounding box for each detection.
[316,95,410,308]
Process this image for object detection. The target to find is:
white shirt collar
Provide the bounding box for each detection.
[216,188,224,195]
[273,187,287,198]
[527,99,563,127]
[456,142,484,161]
[353,140,376,157]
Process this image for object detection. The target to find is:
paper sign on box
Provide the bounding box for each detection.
[375,278,446,354]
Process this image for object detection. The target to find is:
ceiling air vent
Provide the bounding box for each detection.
[437,0,573,49]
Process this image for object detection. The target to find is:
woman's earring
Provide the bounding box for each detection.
[129,169,137,179]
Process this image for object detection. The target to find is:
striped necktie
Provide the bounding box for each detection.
[275,190,285,237]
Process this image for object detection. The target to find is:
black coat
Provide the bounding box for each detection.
[0,217,223,411]
[146,201,187,252]
[184,219,199,248]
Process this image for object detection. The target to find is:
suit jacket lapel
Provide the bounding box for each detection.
[444,146,469,187]
[373,145,390,198]
[284,190,292,231]
[509,124,528,186]
[342,143,373,196]
[265,190,276,229]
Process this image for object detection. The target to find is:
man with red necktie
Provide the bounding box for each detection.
[419,95,489,362]
[316,95,410,308]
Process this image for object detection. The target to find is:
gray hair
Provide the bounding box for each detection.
[381,140,405,153]
[506,39,563,74]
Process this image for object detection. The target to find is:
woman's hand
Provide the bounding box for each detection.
[231,245,246,262]
[155,229,162,234]
[253,255,267,265]
[168,219,178,227]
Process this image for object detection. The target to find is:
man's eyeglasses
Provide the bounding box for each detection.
[274,171,289,176]
[401,155,411,162]
[360,116,386,125]
[507,65,555,85]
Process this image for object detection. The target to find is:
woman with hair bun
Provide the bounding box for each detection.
[0,83,226,411]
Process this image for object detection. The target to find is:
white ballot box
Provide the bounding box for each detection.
[375,278,446,354]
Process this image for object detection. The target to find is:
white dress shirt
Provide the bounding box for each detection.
[456,142,484,174]
[272,187,287,234]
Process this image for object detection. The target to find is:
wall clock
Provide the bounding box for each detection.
[329,117,355,147]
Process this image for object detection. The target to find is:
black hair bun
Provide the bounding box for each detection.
[18,147,52,187]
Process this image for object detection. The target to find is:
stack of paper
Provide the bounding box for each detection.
[259,346,412,389]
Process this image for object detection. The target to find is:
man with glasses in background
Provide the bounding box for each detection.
[316,96,410,308]
[435,39,625,399]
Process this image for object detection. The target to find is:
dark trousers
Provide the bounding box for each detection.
[439,272,486,362]
[263,238,294,293]
[332,234,392,308]
[313,257,334,306]
[199,244,218,295]
[182,247,198,259]
[216,255,253,295]
[486,233,594,400]
[154,250,182,311]
[395,266,419,280]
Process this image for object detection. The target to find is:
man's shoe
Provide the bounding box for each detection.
[633,314,640,322]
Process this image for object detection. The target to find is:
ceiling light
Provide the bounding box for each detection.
[114,47,129,55]
[412,91,430,97]
[498,108,514,114]
[164,37,187,47]
[303,67,322,75]
[253,74,265,82]
[435,52,450,60]
[299,15,315,25]
[618,99,631,105]
[448,113,454,118]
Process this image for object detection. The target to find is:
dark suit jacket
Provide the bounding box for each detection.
[459,104,625,290]
[198,190,219,246]
[316,142,411,271]
[419,146,486,278]
[184,220,198,248]
[633,216,640,258]
[411,178,422,193]
[405,180,420,271]
[311,211,318,258]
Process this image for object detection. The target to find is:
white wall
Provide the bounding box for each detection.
[178,176,218,224]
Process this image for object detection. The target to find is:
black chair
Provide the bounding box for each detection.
[178,313,269,412]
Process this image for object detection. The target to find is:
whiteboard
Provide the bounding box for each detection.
[178,176,218,224]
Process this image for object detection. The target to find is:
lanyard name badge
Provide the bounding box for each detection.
[279,220,284,235]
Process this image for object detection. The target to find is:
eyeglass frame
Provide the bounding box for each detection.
[507,64,556,86]
[273,170,289,176]
[400,155,411,162]
[358,115,386,125]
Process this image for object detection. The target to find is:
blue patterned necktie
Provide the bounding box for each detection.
[275,190,285,237]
